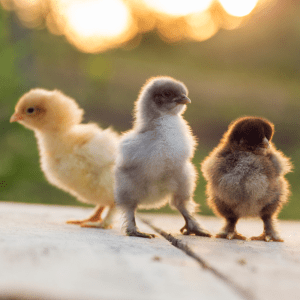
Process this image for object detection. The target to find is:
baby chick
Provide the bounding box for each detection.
[114,76,211,238]
[10,88,119,228]
[201,116,292,242]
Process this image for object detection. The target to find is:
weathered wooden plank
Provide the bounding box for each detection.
[144,214,300,300]
[0,203,242,300]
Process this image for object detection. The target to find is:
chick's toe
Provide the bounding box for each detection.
[216,231,247,240]
[126,229,156,239]
[250,233,283,242]
[80,221,112,229]
[180,224,211,237]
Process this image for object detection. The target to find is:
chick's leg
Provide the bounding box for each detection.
[81,205,117,229]
[124,207,155,239]
[66,205,104,226]
[172,166,211,237]
[214,198,246,240]
[179,211,211,237]
[251,200,283,242]
[172,196,211,237]
[115,169,155,238]
[216,217,246,240]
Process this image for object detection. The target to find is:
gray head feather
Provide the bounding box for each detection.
[134,76,190,128]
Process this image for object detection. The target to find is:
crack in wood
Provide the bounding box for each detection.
[141,218,255,300]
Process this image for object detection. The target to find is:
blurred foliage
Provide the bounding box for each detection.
[1,1,300,219]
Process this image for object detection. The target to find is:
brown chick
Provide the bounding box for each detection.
[201,116,293,242]
[10,88,119,228]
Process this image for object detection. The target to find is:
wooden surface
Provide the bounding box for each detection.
[0,202,299,300]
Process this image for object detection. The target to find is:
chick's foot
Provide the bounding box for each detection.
[66,206,105,226]
[80,221,112,229]
[126,229,156,239]
[180,224,211,237]
[66,219,97,225]
[216,231,247,240]
[250,232,283,242]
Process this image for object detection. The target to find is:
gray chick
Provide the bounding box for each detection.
[201,116,293,242]
[114,76,211,238]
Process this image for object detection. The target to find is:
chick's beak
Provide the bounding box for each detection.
[10,113,23,123]
[262,137,270,149]
[174,95,191,105]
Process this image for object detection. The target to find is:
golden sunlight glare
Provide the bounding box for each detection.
[0,0,269,52]
[64,0,130,38]
[218,0,259,17]
[143,0,213,17]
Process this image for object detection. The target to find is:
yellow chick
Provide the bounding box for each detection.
[10,88,119,228]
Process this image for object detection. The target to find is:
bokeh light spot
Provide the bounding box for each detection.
[187,11,218,42]
[65,0,130,38]
[143,0,213,17]
[219,0,259,17]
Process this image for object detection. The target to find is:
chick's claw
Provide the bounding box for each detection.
[180,225,211,237]
[126,230,156,239]
[215,231,247,240]
[250,233,283,242]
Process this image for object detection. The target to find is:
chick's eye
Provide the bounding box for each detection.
[163,91,171,97]
[26,107,35,114]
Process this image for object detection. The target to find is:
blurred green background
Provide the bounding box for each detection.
[1,0,300,219]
